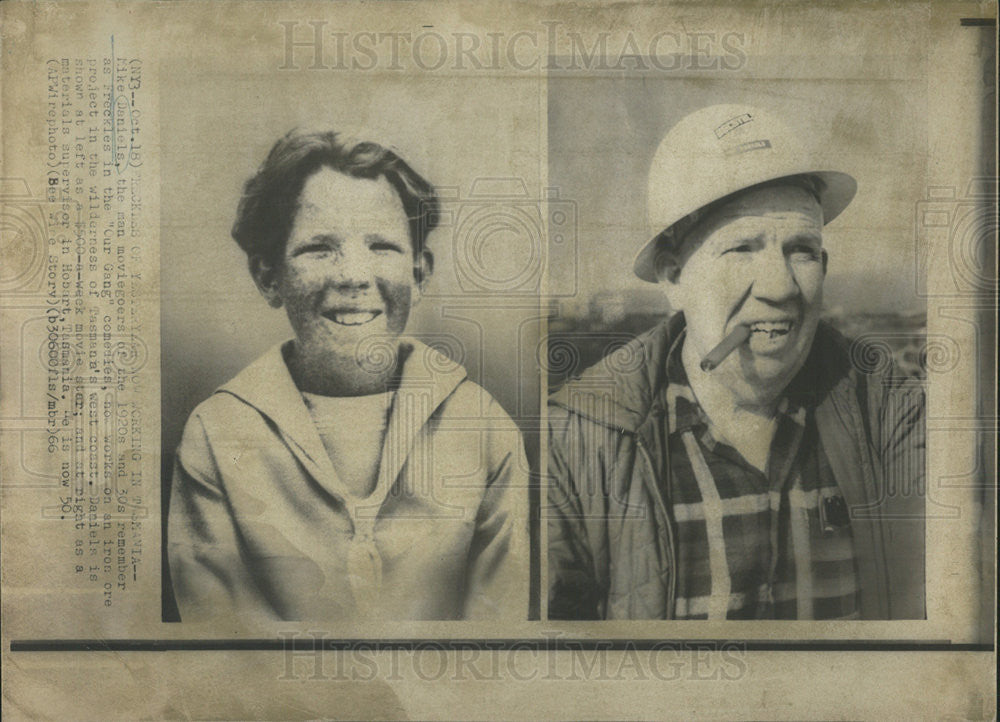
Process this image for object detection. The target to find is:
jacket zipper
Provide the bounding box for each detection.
[635,435,677,619]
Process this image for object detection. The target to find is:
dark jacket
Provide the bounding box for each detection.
[547,315,926,620]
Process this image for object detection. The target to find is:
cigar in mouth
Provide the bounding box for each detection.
[700,325,752,372]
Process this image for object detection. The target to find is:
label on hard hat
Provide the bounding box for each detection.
[723,139,773,157]
[714,113,753,138]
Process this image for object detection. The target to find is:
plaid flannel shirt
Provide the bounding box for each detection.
[664,337,861,620]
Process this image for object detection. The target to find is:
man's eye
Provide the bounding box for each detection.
[723,243,753,255]
[789,245,821,261]
[370,241,404,254]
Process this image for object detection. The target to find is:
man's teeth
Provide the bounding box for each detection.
[330,311,379,326]
[749,321,792,338]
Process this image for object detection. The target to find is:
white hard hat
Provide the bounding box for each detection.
[634,104,857,283]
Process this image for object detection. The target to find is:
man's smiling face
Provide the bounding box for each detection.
[662,183,827,405]
[264,167,423,376]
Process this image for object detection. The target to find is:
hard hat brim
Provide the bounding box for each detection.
[633,169,857,283]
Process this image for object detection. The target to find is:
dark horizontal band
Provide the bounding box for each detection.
[8,638,994,653]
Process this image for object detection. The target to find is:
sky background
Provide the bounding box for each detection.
[547,64,928,320]
[160,63,546,465]
[161,53,931,459]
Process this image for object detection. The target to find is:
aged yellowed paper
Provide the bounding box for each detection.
[1,1,995,719]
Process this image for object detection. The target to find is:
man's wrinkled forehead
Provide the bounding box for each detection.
[713,183,822,221]
[686,183,824,248]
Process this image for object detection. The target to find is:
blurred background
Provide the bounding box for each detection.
[546,64,929,388]
[160,60,545,619]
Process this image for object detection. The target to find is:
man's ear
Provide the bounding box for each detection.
[653,245,685,310]
[248,255,283,308]
[413,249,434,293]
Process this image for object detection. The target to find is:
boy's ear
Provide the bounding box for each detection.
[413,249,434,293]
[249,255,283,308]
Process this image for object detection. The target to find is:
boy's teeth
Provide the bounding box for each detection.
[331,312,378,326]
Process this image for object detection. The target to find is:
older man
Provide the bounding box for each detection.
[547,105,925,620]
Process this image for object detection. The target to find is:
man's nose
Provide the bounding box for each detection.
[749,248,798,303]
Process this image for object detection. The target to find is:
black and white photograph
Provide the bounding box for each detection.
[546,71,962,620]
[158,62,546,625]
[0,1,995,719]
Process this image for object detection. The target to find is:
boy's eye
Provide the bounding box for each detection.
[723,243,753,254]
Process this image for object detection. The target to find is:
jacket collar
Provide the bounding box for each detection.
[550,313,849,435]
[549,313,684,434]
[216,337,468,493]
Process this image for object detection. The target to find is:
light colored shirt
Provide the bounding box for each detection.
[168,339,529,624]
[301,390,394,500]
